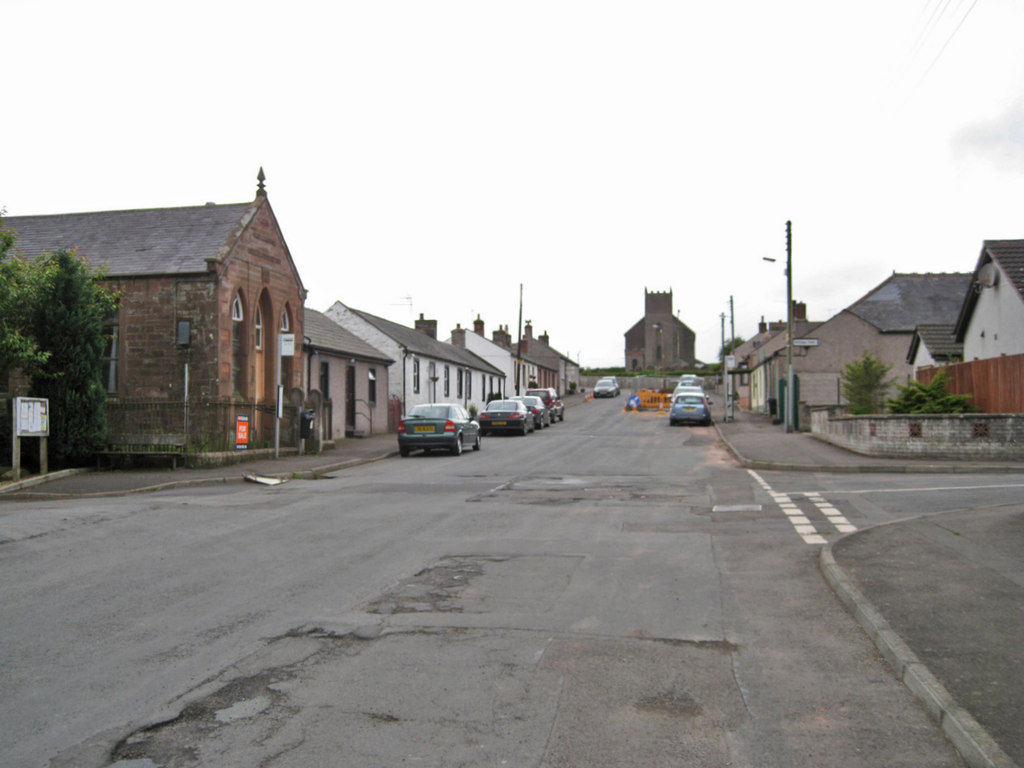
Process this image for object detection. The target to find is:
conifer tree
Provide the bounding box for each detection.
[27,249,118,467]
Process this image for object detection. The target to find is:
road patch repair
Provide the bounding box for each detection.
[84,548,750,768]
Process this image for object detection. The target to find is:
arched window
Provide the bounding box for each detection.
[280,308,290,332]
[231,292,247,397]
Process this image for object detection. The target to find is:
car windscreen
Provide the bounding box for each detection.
[676,395,704,404]
[486,401,520,411]
[408,406,450,419]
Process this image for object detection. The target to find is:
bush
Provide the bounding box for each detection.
[888,370,976,414]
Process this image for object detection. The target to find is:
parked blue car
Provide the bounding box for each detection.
[669,393,712,426]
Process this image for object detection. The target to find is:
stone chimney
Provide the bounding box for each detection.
[539,331,549,346]
[473,315,485,336]
[792,301,807,321]
[758,316,767,334]
[524,321,534,339]
[492,324,512,348]
[451,323,466,347]
[415,313,437,339]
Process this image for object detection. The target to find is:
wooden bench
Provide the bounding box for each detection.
[98,433,188,469]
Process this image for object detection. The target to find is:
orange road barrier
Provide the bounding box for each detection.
[634,390,672,411]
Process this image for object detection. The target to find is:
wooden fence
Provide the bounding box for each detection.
[917,354,1024,413]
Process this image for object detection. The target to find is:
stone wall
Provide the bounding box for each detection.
[811,408,1024,460]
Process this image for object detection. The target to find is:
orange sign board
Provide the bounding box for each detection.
[236,415,250,450]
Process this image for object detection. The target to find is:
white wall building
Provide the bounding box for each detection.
[325,302,503,415]
[955,241,1024,361]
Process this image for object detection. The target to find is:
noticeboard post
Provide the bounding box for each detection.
[12,397,50,481]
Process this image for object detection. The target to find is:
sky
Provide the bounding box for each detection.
[4,1,1024,367]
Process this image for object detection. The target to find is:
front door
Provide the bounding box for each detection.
[346,363,356,437]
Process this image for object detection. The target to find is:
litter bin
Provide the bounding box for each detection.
[299,409,316,439]
[767,397,777,417]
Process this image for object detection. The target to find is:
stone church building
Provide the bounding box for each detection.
[4,170,307,450]
[624,289,697,371]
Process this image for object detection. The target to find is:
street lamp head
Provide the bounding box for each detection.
[762,257,777,263]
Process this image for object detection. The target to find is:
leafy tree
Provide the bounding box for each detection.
[26,249,118,467]
[840,352,895,414]
[720,336,746,359]
[0,218,51,376]
[887,370,976,414]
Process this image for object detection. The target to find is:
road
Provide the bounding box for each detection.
[3,397,1017,766]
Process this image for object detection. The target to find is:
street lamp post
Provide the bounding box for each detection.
[763,220,795,433]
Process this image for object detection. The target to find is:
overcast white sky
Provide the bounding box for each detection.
[5,1,1024,366]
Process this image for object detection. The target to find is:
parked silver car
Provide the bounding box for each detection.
[593,377,621,397]
[397,403,481,456]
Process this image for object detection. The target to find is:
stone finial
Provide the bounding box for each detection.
[257,167,267,197]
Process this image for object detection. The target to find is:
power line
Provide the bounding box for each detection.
[915,0,980,85]
[912,0,954,57]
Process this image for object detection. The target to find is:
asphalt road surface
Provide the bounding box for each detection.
[6,398,1015,766]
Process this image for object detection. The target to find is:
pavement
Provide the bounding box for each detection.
[1,399,1021,768]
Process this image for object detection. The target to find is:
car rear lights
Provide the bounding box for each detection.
[444,420,456,433]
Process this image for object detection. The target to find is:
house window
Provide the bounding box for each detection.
[101,309,119,394]
[368,367,377,405]
[444,365,450,397]
[467,370,472,399]
[457,368,463,398]
[413,358,420,394]
[254,305,264,350]
[280,310,290,332]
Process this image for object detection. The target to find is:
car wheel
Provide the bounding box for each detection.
[451,435,463,456]
[400,446,411,457]
[473,432,482,451]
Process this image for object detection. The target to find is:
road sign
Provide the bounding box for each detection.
[279,333,295,356]
[794,338,820,347]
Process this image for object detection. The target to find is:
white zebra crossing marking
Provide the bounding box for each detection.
[747,469,856,544]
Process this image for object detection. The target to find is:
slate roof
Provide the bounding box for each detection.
[304,309,393,364]
[350,308,504,376]
[906,323,962,364]
[3,202,256,276]
[984,240,1024,296]
[847,273,972,333]
[954,240,1024,341]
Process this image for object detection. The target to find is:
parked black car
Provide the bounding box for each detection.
[478,399,534,436]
